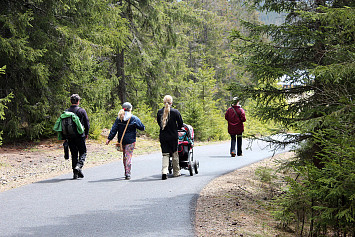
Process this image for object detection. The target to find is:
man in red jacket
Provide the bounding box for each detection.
[225,97,246,157]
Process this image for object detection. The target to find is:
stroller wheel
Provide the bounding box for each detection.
[188,161,194,176]
[194,160,199,174]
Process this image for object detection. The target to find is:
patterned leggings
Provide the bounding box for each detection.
[122,142,135,176]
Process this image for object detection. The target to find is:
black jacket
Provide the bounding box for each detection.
[157,107,183,142]
[67,105,90,137]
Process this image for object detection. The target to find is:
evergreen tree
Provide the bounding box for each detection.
[0,0,128,142]
[112,0,182,108]
[0,66,13,145]
[181,0,259,107]
[231,0,355,234]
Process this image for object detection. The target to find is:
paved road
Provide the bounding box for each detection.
[0,140,286,237]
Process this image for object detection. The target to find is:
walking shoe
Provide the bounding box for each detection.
[74,166,84,178]
[162,174,167,180]
[73,173,78,180]
[77,169,84,178]
[73,169,78,179]
[231,152,236,157]
[125,175,131,180]
[237,153,243,156]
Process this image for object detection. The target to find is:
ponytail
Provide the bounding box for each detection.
[118,109,125,121]
[161,95,173,130]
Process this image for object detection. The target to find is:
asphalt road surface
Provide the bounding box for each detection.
[0,140,287,237]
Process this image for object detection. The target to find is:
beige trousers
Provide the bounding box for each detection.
[162,151,180,176]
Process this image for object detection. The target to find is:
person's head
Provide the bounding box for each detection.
[122,102,132,112]
[163,95,173,106]
[161,95,173,130]
[232,96,240,105]
[70,94,81,105]
[118,102,132,121]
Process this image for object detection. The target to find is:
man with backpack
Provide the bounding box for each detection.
[225,97,246,157]
[64,94,90,179]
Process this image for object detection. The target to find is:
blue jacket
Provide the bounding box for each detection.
[107,115,145,145]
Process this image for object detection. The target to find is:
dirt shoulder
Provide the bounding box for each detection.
[0,134,160,192]
[195,152,295,237]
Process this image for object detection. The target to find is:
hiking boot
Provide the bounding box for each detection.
[125,175,131,180]
[231,152,236,157]
[237,153,243,157]
[162,174,167,180]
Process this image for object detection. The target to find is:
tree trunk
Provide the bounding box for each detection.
[116,48,126,103]
[115,0,126,104]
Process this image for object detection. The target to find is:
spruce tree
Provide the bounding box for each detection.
[231,0,355,234]
[0,0,127,141]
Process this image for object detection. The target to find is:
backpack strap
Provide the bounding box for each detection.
[231,106,242,120]
[66,106,80,115]
[73,106,80,115]
[120,116,131,145]
[65,106,81,123]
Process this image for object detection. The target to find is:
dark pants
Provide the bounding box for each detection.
[230,134,243,156]
[68,136,87,170]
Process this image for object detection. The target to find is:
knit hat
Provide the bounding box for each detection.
[122,102,132,111]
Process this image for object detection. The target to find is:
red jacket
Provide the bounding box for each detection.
[225,105,246,135]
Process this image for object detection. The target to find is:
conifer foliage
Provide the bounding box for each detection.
[231,0,355,234]
[0,0,258,142]
[0,0,128,141]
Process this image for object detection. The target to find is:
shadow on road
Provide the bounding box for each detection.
[88,178,123,183]
[6,194,194,237]
[208,155,232,159]
[36,178,72,184]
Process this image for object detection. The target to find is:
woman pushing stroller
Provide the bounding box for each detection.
[157,95,184,180]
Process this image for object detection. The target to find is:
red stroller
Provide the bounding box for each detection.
[169,124,199,176]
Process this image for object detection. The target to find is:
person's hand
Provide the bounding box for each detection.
[105,139,111,145]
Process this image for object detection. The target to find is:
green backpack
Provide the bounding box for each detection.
[53,107,84,140]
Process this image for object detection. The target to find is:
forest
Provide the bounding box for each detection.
[1,0,354,235]
[0,0,262,144]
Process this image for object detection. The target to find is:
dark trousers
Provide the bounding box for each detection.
[68,136,87,170]
[230,134,243,155]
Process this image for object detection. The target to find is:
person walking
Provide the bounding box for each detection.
[225,97,246,157]
[157,95,184,180]
[67,94,90,179]
[106,102,145,180]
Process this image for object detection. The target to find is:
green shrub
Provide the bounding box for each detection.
[134,103,160,139]
[255,166,276,184]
